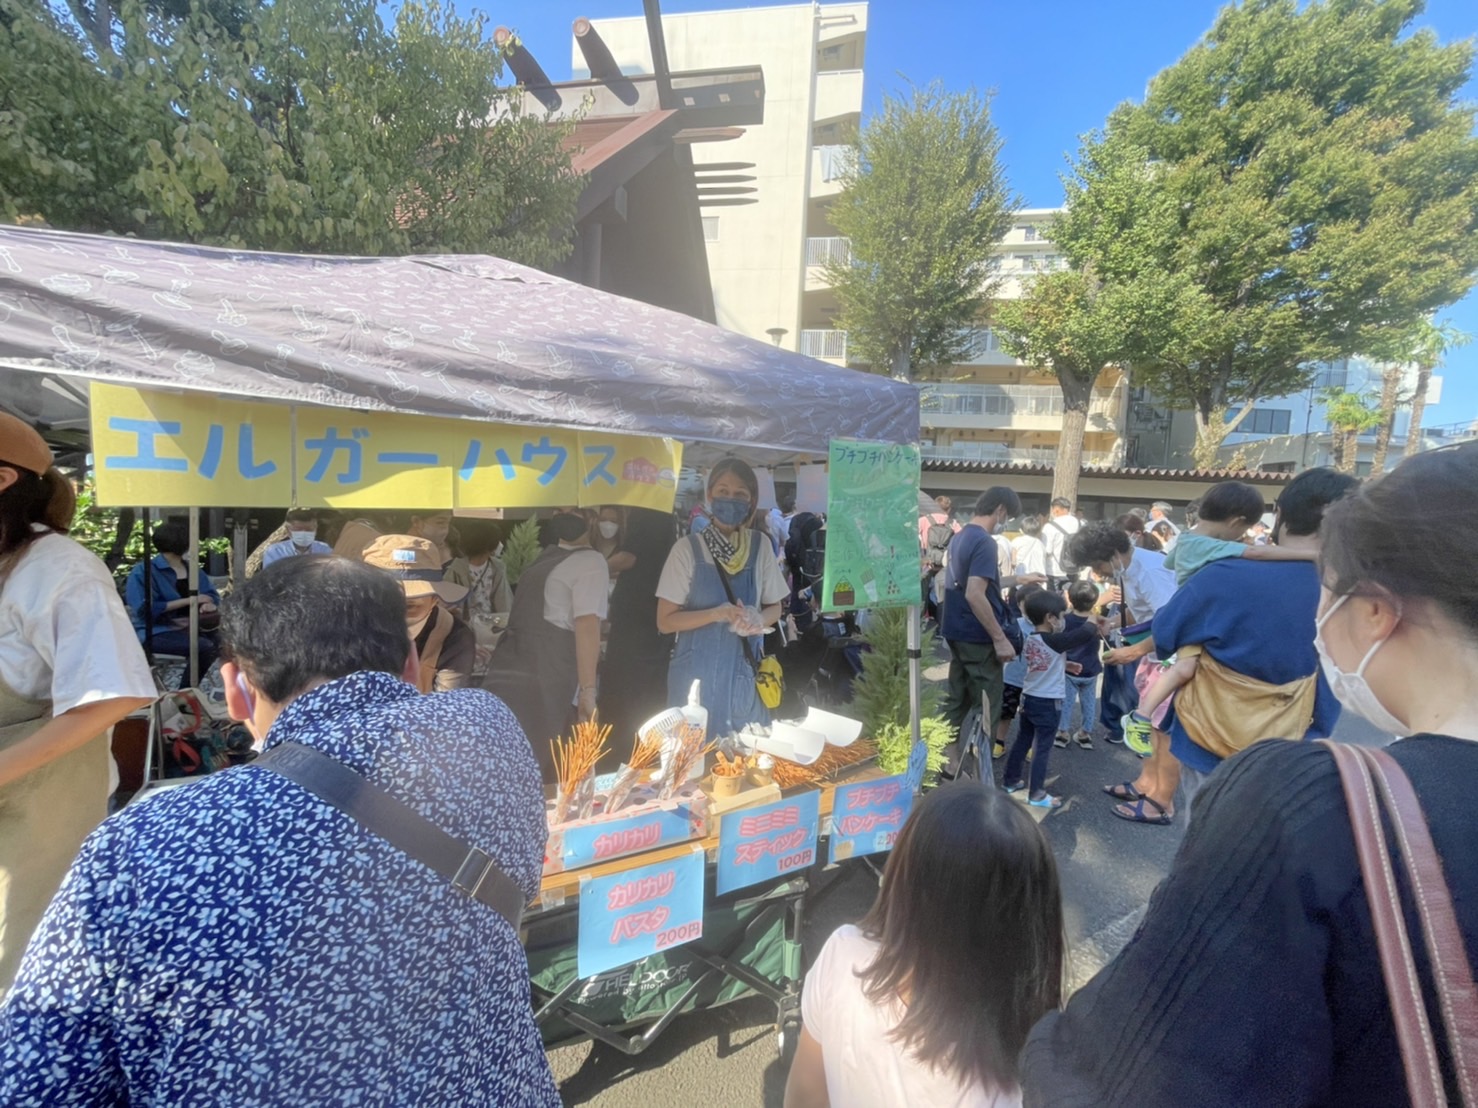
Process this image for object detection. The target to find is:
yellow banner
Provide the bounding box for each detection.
[293,408,455,510]
[89,384,681,512]
[575,432,682,511]
[92,382,293,507]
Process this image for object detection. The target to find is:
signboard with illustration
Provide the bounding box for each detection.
[821,438,920,611]
[90,382,683,510]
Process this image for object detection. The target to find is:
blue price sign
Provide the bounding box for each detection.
[906,739,928,793]
[559,805,701,870]
[828,774,913,863]
[715,791,821,896]
[577,850,706,979]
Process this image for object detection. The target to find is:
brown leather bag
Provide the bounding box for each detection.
[1323,741,1478,1106]
[1174,649,1317,758]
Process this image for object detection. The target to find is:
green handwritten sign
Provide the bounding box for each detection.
[822,439,920,611]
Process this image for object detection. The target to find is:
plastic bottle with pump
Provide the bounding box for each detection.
[681,679,709,782]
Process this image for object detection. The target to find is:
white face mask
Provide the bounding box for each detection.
[1314,594,1409,737]
[597,520,619,540]
[289,529,317,548]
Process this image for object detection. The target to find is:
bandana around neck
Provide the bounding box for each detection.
[701,521,750,577]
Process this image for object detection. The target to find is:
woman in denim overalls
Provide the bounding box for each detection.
[657,459,784,739]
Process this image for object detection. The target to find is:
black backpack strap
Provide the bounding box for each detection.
[254,742,527,931]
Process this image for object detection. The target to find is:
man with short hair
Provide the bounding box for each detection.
[1148,501,1180,549]
[408,510,454,568]
[261,507,332,567]
[363,534,476,692]
[0,557,558,1104]
[1070,522,1179,823]
[1041,497,1081,588]
[1152,468,1357,813]
[918,494,960,622]
[939,487,1031,747]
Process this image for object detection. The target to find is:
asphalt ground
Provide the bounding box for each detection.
[547,668,1390,1106]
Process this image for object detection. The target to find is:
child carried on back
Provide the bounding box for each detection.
[1132,481,1315,724]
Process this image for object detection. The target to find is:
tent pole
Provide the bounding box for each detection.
[188,508,200,689]
[906,603,922,752]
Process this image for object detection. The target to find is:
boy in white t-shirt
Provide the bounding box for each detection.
[1002,590,1103,809]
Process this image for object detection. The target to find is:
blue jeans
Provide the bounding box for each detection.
[1004,694,1061,798]
[1099,662,1138,743]
[1059,674,1098,735]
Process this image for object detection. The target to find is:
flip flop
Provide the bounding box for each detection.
[1102,781,1142,802]
[1112,796,1173,825]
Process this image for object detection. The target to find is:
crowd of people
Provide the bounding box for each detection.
[3,394,1476,1105]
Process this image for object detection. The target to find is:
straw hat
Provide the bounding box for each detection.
[361,534,468,603]
[0,411,54,476]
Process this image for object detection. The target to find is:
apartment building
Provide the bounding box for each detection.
[585,2,868,352]
[917,209,1128,470]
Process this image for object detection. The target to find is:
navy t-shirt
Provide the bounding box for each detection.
[940,524,1007,645]
[1152,559,1340,774]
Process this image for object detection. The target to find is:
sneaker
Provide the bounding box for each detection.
[1003,780,1025,794]
[1027,793,1063,809]
[1074,730,1095,750]
[1105,731,1125,745]
[1054,732,1070,749]
[991,741,1006,760]
[1121,712,1154,757]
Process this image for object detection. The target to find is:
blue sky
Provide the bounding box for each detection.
[485,0,1477,426]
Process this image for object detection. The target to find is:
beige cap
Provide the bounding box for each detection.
[361,534,468,603]
[0,411,54,475]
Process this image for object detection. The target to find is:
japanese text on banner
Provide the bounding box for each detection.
[822,439,921,611]
[716,791,821,895]
[577,850,705,980]
[88,383,682,512]
[91,382,292,507]
[828,774,913,863]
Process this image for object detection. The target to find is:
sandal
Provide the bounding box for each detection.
[1112,796,1173,825]
[1102,781,1142,802]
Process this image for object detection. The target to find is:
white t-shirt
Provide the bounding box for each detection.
[994,535,1014,583]
[0,531,155,715]
[802,925,1022,1108]
[1041,514,1080,578]
[543,546,610,631]
[656,536,789,609]
[1010,535,1047,578]
[1119,547,1177,661]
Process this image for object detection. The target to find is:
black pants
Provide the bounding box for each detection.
[1004,693,1061,797]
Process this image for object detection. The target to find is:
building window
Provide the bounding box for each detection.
[1314,361,1350,389]
[702,217,719,242]
[1016,225,1040,242]
[1013,254,1039,271]
[1232,407,1293,435]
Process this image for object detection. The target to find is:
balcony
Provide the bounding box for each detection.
[800,329,848,364]
[923,443,1118,468]
[804,236,851,291]
[919,382,1125,433]
[810,144,855,198]
[814,68,864,124]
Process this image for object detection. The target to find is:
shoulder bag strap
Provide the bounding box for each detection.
[1322,740,1478,1106]
[254,742,527,931]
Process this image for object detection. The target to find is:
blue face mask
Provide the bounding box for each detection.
[709,496,752,527]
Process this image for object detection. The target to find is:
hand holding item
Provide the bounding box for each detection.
[731,605,767,636]
[1102,646,1138,667]
[993,636,1017,664]
[576,686,598,722]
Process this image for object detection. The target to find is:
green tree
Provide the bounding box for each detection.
[0,0,582,266]
[1060,0,1478,468]
[1400,318,1471,457]
[1323,388,1384,473]
[824,83,1018,380]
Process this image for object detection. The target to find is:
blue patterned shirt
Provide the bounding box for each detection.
[0,671,559,1106]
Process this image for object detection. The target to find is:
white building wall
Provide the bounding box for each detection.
[585,3,868,351]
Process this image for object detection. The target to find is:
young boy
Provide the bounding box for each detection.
[994,583,1042,760]
[1129,481,1315,735]
[1004,589,1103,809]
[1055,580,1104,750]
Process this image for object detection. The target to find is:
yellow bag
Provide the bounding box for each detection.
[1173,649,1317,760]
[755,654,784,711]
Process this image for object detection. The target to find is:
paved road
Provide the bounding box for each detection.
[548,683,1388,1106]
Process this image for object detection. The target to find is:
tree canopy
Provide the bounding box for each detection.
[1057,0,1478,466]
[825,83,1018,380]
[0,0,582,267]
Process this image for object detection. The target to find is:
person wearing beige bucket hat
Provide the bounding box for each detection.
[362,535,476,694]
[0,410,155,992]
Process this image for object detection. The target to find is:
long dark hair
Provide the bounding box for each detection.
[857,781,1064,1093]
[1321,445,1473,620]
[0,460,75,564]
